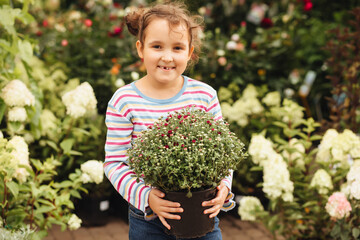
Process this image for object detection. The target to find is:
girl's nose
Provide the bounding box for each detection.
[161,54,173,62]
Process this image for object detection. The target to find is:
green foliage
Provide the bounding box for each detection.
[0,1,107,238]
[0,137,85,239]
[128,108,247,195]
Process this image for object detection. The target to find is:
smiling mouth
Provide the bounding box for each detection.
[158,66,175,70]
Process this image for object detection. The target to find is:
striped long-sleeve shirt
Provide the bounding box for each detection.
[104,76,235,219]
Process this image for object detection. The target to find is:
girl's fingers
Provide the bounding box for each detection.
[203,205,220,215]
[159,216,171,230]
[161,212,181,220]
[152,189,165,198]
[161,206,183,213]
[209,209,220,218]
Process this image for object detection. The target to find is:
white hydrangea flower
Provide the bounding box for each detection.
[249,134,277,166]
[8,136,30,167]
[1,80,35,107]
[340,182,351,197]
[262,91,281,107]
[347,163,360,183]
[238,196,264,221]
[8,136,31,182]
[14,168,29,183]
[62,82,97,118]
[243,98,264,115]
[282,138,305,168]
[316,129,338,163]
[80,173,92,184]
[0,131,3,138]
[350,180,360,200]
[281,99,304,124]
[310,169,333,195]
[242,84,258,99]
[8,107,27,122]
[223,100,249,127]
[80,160,104,184]
[68,214,82,230]
[40,109,58,137]
[262,154,294,202]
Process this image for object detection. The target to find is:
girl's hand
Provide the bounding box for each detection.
[202,182,229,218]
[148,188,183,230]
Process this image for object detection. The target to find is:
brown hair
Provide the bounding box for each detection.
[124,1,203,66]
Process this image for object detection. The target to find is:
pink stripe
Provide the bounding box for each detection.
[109,163,127,179]
[124,104,206,116]
[103,161,118,167]
[127,181,136,202]
[105,155,126,159]
[106,112,124,117]
[106,141,131,145]
[207,102,219,112]
[138,186,147,209]
[183,90,213,98]
[107,127,133,131]
[117,172,132,192]
[114,94,142,106]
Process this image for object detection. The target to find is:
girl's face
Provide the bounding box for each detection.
[136,18,194,87]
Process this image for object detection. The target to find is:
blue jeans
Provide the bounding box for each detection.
[128,205,222,240]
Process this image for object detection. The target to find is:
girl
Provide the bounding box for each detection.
[104,2,235,239]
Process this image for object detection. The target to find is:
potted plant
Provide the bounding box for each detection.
[128,107,247,238]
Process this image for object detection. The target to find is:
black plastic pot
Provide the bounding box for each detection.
[165,188,217,239]
[75,196,110,226]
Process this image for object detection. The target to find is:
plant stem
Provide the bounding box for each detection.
[1,179,8,224]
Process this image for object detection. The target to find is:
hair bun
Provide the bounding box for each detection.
[125,9,144,37]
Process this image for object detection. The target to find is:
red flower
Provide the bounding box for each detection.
[303,2,313,11]
[181,144,185,147]
[166,118,169,122]
[113,26,122,35]
[42,19,49,27]
[260,18,273,29]
[36,31,43,36]
[161,134,165,137]
[113,3,121,8]
[168,130,173,134]
[241,21,247,27]
[211,128,215,131]
[84,19,93,27]
[177,115,182,119]
[218,132,222,135]
[165,145,169,148]
[192,139,196,143]
[165,123,169,126]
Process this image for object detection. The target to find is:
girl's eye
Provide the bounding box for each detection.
[153,45,161,49]
[174,46,183,50]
